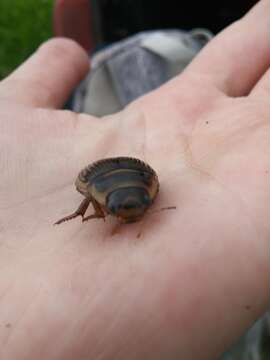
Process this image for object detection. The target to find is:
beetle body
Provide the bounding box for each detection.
[55,157,159,225]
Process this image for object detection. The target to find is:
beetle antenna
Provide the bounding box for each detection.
[136,206,176,238]
[148,206,176,214]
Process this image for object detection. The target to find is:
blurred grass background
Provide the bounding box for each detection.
[0,0,53,79]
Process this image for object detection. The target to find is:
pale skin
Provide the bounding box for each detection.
[1,1,270,358]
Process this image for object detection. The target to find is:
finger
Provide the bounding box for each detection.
[184,0,270,97]
[250,61,270,97]
[0,37,89,108]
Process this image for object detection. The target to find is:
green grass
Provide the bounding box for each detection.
[0,0,53,79]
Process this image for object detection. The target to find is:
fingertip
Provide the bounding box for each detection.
[3,37,90,108]
[38,37,90,75]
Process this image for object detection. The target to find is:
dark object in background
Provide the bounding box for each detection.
[54,0,258,52]
[95,0,258,43]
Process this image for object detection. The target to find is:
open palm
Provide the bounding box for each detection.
[1,1,270,359]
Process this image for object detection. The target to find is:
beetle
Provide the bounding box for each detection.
[54,156,160,225]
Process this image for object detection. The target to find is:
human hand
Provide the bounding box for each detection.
[1,1,270,359]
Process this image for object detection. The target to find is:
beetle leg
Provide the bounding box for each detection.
[54,198,91,225]
[82,198,106,222]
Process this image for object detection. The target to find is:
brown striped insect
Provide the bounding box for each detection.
[54,156,166,225]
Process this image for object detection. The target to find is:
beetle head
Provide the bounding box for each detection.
[106,187,151,223]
